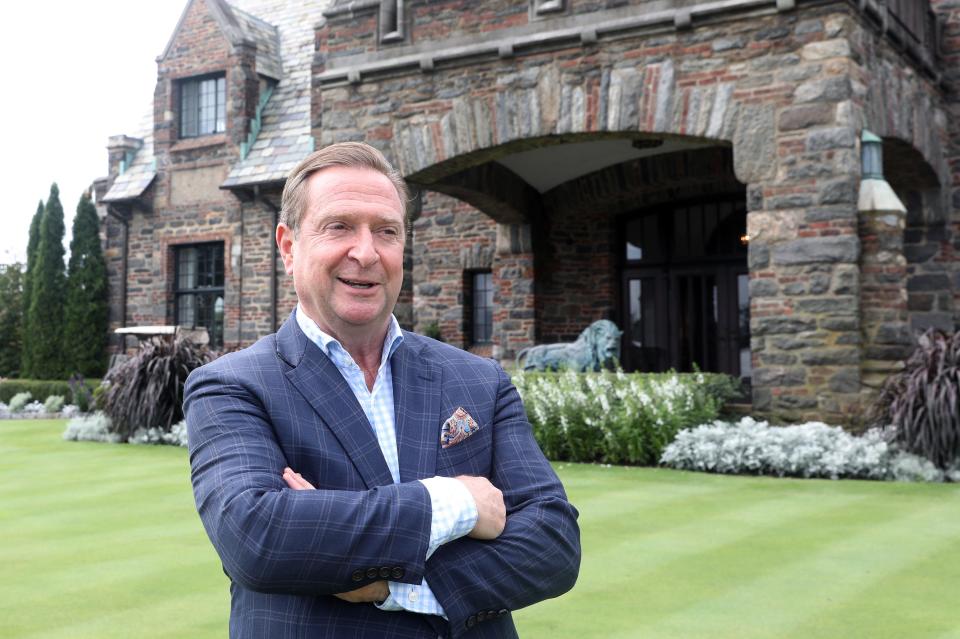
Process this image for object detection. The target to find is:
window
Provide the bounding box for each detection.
[465,271,494,345]
[175,243,225,349]
[531,0,565,16]
[180,75,226,138]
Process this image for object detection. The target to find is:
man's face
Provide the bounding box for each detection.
[277,166,405,340]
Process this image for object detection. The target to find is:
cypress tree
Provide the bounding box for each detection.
[27,184,67,379]
[0,263,23,377]
[20,200,43,378]
[64,193,108,377]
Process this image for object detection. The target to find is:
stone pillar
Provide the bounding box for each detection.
[492,223,535,361]
[858,179,910,404]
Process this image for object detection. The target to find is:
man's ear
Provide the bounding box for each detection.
[276,223,295,275]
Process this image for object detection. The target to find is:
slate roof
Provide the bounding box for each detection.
[106,0,328,202]
[229,4,283,81]
[102,111,156,203]
[222,0,328,188]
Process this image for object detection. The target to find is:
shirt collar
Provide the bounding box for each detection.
[296,303,404,371]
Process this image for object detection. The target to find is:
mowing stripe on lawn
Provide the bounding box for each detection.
[5,420,960,639]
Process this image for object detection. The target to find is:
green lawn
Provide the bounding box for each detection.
[3,420,960,639]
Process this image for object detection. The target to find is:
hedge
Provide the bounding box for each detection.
[0,379,99,405]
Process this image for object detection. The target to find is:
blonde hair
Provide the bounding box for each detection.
[279,142,410,233]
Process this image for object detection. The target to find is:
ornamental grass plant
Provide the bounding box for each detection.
[871,328,960,469]
[513,370,740,465]
[104,335,215,442]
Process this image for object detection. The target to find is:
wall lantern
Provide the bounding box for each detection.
[861,130,884,180]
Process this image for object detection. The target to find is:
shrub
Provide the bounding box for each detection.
[129,420,189,448]
[68,374,94,413]
[92,382,108,412]
[513,370,740,465]
[43,395,65,413]
[63,412,120,443]
[9,392,32,413]
[660,417,954,482]
[0,378,97,405]
[871,328,960,469]
[104,335,215,441]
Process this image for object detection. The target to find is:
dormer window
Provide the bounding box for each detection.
[180,74,226,138]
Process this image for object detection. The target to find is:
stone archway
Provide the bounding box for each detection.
[314,0,954,425]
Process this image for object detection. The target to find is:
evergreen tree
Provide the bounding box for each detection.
[20,200,43,377]
[64,193,108,377]
[27,184,66,379]
[0,263,24,377]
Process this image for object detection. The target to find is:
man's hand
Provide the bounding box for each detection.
[282,467,388,604]
[334,580,389,603]
[456,475,506,540]
[283,467,315,490]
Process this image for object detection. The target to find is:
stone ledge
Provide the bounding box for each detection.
[318,0,780,86]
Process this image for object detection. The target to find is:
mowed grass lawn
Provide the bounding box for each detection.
[3,420,960,639]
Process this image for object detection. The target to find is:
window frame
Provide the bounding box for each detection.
[173,242,225,349]
[178,73,227,139]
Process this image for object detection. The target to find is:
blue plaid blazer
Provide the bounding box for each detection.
[185,311,581,638]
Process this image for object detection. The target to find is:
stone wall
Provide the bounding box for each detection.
[318,2,953,423]
[933,0,960,327]
[412,191,497,346]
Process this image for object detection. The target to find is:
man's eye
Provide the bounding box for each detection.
[327,223,349,231]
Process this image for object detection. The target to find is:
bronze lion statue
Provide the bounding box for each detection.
[516,320,623,372]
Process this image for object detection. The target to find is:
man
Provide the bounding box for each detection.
[185,142,580,638]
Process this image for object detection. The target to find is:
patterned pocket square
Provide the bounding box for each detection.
[441,407,480,449]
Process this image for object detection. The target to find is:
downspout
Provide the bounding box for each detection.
[106,205,129,350]
[237,206,244,348]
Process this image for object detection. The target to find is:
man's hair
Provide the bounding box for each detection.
[279,142,411,233]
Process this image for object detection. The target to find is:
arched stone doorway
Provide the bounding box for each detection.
[314,0,954,424]
[406,132,748,382]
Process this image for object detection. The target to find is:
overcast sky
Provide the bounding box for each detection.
[0,1,186,264]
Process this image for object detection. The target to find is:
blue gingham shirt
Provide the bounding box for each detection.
[296,306,477,617]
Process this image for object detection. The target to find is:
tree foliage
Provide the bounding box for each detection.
[26,184,66,379]
[63,193,108,377]
[0,263,24,377]
[20,201,43,377]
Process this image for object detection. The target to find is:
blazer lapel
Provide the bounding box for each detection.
[276,312,395,489]
[391,333,441,483]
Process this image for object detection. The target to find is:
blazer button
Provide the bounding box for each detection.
[476,611,486,622]
[465,615,477,629]
[488,610,497,619]
[498,608,509,616]
[379,567,391,579]
[366,567,379,579]
[351,570,364,582]
[391,567,404,579]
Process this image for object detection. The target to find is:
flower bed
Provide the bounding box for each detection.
[661,417,960,482]
[513,370,740,465]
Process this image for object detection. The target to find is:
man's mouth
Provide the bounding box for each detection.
[338,277,377,289]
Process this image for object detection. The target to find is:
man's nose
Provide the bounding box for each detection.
[347,226,380,267]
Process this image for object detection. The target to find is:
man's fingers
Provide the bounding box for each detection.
[334,581,389,603]
[456,475,506,540]
[282,467,316,490]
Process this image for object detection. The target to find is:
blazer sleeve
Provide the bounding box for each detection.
[423,364,582,637]
[184,358,433,596]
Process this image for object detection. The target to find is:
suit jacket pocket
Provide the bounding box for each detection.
[436,421,492,472]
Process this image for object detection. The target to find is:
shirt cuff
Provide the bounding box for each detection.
[418,476,478,558]
[377,578,448,618]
